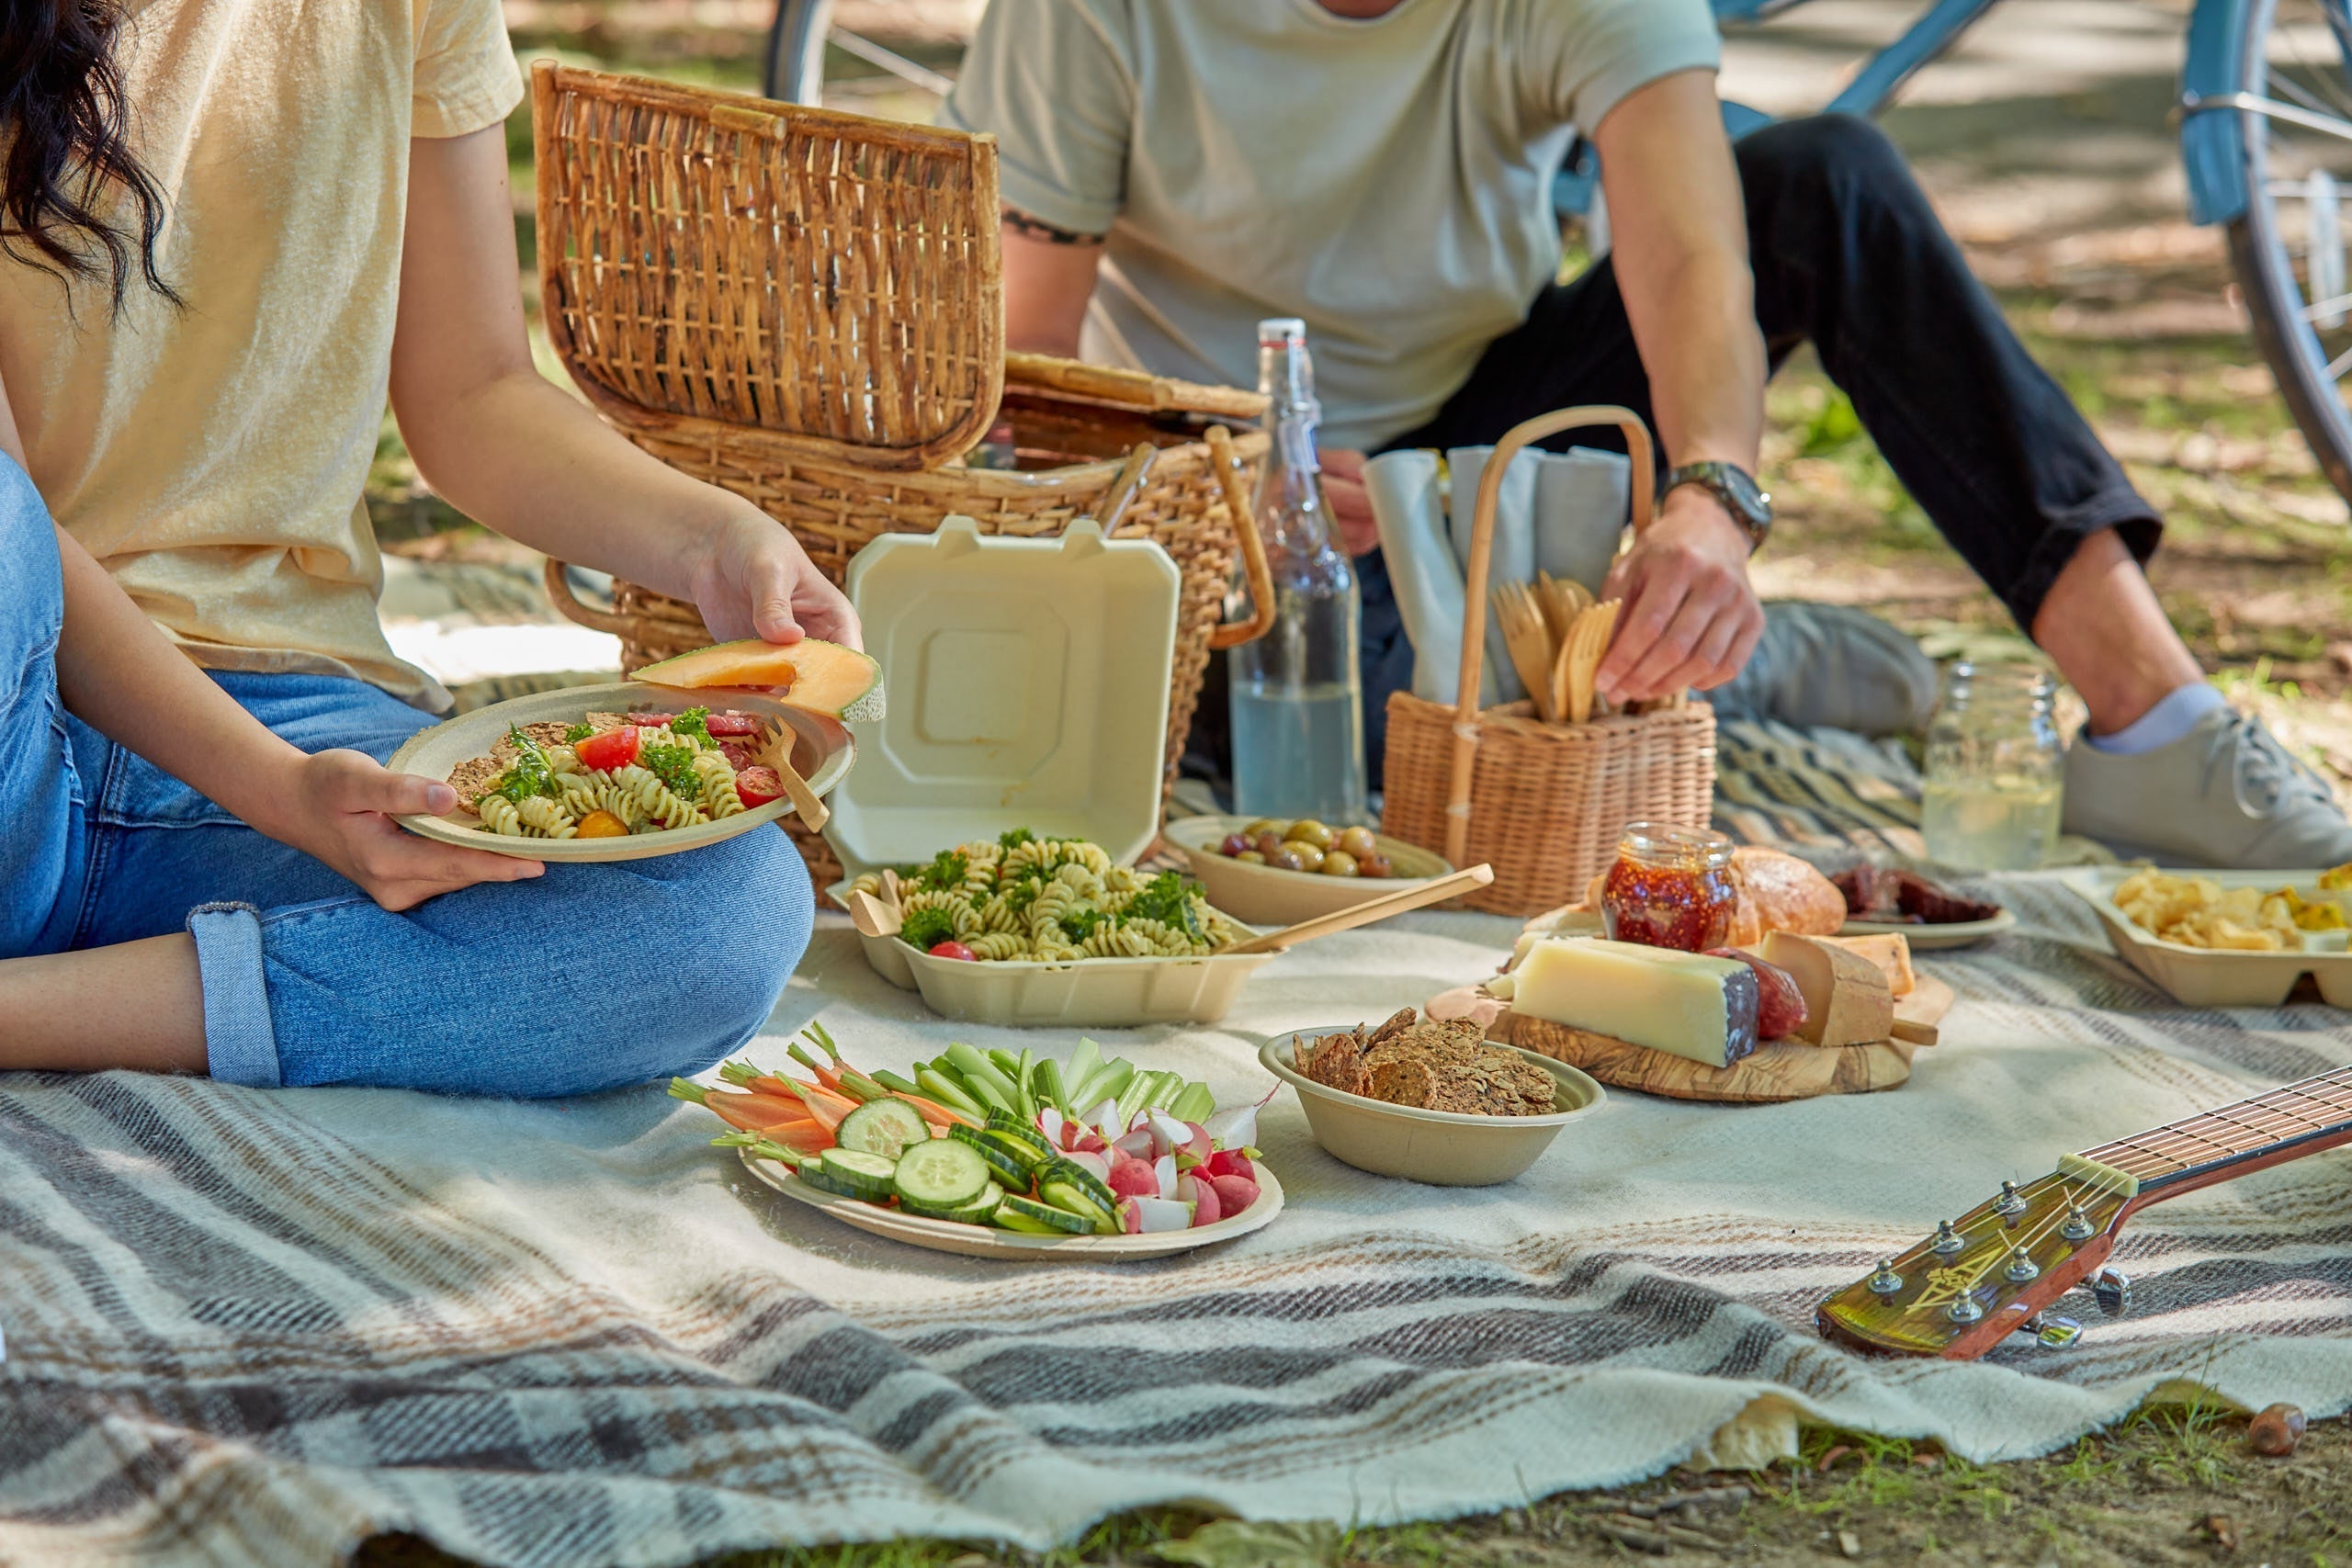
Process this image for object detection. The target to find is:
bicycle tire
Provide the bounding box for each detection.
[2223,0,2352,503]
[762,0,831,104]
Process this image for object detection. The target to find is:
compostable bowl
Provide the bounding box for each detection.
[1260,1029,1604,1186]
[1164,816,1453,928]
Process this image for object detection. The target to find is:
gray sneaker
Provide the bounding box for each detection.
[1709,602,1939,736]
[2061,705,2352,868]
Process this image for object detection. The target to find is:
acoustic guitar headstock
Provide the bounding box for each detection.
[1817,1156,2140,1360]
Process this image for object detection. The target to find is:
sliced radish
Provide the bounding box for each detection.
[1112,1128,1156,1160]
[1065,1148,1111,1185]
[1182,1122,1213,1160]
[1177,1172,1222,1226]
[1154,1153,1178,1201]
[1038,1107,1065,1146]
[1085,1099,1122,1138]
[1208,1173,1260,1215]
[1203,1148,1254,1182]
[1146,1110,1191,1157]
[1107,1157,1159,1200]
[1204,1088,1276,1152]
[1125,1197,1194,1234]
[1119,1199,1144,1235]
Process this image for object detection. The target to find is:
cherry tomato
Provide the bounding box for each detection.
[573,809,631,839]
[928,940,977,961]
[573,726,640,773]
[734,766,785,807]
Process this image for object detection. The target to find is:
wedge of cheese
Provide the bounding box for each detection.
[1759,931,1894,1047]
[1510,937,1761,1068]
[1821,932,1917,997]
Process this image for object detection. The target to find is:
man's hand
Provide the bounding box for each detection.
[262,751,545,913]
[684,506,863,649]
[1318,448,1382,557]
[1594,485,1765,704]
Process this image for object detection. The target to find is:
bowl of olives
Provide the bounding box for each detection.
[1161,815,1455,927]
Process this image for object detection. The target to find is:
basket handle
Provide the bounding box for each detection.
[1442,404,1655,869]
[1204,423,1275,651]
[542,558,707,641]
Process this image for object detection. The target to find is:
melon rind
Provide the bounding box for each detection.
[632,636,883,723]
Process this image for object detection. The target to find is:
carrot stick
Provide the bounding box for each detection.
[669,1078,819,1136]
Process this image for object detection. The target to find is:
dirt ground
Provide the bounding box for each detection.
[345,6,2352,1563]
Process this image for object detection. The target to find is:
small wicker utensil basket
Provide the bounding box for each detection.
[529,63,1273,886]
[1381,406,1716,917]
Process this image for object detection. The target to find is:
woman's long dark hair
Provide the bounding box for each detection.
[0,0,179,311]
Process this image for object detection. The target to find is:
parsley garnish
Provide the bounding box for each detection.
[899,907,958,952]
[563,723,593,744]
[490,727,562,804]
[639,742,700,795]
[997,826,1035,852]
[673,705,711,742]
[1058,907,1104,943]
[917,848,971,892]
[1119,870,1205,942]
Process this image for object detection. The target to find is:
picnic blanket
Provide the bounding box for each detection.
[6,721,2346,1568]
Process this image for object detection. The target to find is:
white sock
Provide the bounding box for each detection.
[2082,682,2226,755]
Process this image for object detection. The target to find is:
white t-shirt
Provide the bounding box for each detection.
[944,0,1720,450]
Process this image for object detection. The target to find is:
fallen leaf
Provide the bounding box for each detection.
[1155,1519,1344,1568]
[2201,1513,2239,1552]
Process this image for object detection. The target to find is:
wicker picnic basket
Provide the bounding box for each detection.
[1380,407,1716,917]
[529,63,1273,884]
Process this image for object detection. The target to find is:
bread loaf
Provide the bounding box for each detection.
[1567,845,1845,947]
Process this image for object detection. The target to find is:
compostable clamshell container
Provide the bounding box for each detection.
[822,516,1277,1025]
[2064,866,2352,1008]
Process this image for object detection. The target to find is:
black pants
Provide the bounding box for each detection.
[1192,114,2161,789]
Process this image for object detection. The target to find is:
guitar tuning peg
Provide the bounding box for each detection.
[2061,1203,2095,1244]
[2086,1267,2131,1317]
[1868,1258,1904,1296]
[1931,1219,1965,1256]
[2005,1245,2039,1282]
[1996,1179,2028,1218]
[2019,1312,2083,1349]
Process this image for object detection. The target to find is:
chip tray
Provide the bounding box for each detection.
[2063,866,2352,1008]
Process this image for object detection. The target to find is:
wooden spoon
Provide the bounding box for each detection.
[848,888,902,939]
[1220,863,1496,955]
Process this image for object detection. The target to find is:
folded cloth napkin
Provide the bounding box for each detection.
[1365,445,1633,708]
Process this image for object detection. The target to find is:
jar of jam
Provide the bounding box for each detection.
[1600,823,1737,952]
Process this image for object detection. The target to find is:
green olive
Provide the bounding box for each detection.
[1320,850,1361,877]
[1286,819,1335,850]
[1241,818,1281,840]
[1336,826,1378,859]
[1285,840,1326,872]
[1232,850,1267,865]
[1267,846,1307,873]
[1358,852,1394,878]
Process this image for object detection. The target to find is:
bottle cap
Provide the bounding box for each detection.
[1256,317,1307,344]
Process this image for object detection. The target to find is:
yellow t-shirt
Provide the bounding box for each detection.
[0,0,524,710]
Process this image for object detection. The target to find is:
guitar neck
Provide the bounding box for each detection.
[2065,1063,2352,1201]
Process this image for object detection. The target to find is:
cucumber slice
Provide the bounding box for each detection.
[795,1162,876,1201]
[996,1193,1094,1235]
[1037,1181,1120,1235]
[1040,1158,1118,1218]
[836,1099,931,1160]
[818,1148,900,1200]
[893,1137,990,1209]
[951,1125,1035,1188]
[984,1111,1051,1156]
[901,1180,1003,1224]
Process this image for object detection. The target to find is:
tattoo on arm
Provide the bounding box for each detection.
[1003,207,1105,246]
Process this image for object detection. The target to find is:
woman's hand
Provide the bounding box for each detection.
[684,506,863,649]
[260,750,545,913]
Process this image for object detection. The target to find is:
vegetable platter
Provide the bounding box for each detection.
[676,1026,1283,1259]
[389,682,853,863]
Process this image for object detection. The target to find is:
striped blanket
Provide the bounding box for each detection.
[5,725,2346,1568]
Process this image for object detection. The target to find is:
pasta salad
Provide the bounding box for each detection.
[447,706,786,840]
[851,830,1248,961]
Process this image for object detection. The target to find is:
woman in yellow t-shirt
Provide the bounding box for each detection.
[0,0,846,1094]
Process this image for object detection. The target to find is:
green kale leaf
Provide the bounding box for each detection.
[1057,907,1104,943]
[639,742,700,795]
[1120,870,1205,942]
[899,907,959,953]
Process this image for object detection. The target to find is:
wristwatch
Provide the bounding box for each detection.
[1664,461,1773,553]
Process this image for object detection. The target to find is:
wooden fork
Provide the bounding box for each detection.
[1489,581,1559,722]
[1535,570,1593,644]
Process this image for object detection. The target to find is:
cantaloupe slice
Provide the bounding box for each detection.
[631,637,885,723]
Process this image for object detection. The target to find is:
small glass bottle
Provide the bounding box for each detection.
[1919,661,2064,871]
[1600,822,1738,952]
[1227,319,1367,825]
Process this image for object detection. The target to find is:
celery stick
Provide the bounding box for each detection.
[1065,1039,1102,1107]
[946,1042,1022,1108]
[1167,1082,1216,1125]
[1013,1048,1037,1120]
[1070,1058,1134,1114]
[1033,1059,1069,1118]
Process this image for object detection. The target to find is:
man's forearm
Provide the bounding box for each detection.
[1622,246,1765,474]
[394,370,739,601]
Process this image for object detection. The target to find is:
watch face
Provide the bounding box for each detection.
[1719,466,1770,523]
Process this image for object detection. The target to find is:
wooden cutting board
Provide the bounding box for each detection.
[1484,973,1956,1104]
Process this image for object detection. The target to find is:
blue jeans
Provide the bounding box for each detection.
[2,455,812,1097]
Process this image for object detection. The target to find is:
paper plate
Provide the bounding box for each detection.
[387,682,854,863]
[1838,909,2016,950]
[739,1150,1284,1259]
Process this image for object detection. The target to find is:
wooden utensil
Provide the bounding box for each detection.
[1220,863,1496,954]
[1561,599,1622,725]
[1535,570,1592,642]
[881,868,903,913]
[755,723,830,832]
[1489,581,1560,722]
[848,889,902,939]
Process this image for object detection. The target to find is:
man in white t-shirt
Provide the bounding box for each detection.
[945,0,2352,868]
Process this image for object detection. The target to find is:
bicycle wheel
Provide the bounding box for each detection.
[2225,0,2352,501]
[763,0,832,103]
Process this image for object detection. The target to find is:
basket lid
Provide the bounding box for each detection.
[823,517,1182,875]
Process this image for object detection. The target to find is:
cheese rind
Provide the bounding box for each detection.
[1510,937,1761,1068]
[1759,931,1895,1047]
[1821,932,1917,997]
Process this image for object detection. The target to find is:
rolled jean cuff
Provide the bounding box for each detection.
[2006,492,2162,634]
[187,901,282,1089]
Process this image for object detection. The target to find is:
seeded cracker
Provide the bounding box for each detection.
[1300,1010,1556,1117]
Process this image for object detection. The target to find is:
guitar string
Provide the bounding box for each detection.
[2089,1073,2352,1170]
[1928,1163,2133,1312]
